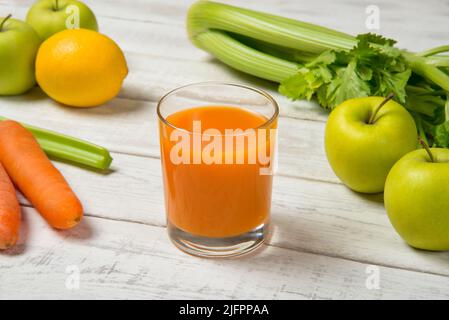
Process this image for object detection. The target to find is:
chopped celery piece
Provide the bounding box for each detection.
[0,117,112,170]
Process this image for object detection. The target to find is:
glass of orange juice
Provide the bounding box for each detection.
[157,82,278,257]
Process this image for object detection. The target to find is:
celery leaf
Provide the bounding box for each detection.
[433,121,449,148]
[279,33,413,109]
[320,61,371,108]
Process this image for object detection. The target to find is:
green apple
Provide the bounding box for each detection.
[325,96,417,193]
[26,0,98,40]
[385,145,449,251]
[0,15,41,95]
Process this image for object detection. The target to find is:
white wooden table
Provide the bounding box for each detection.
[1,0,449,299]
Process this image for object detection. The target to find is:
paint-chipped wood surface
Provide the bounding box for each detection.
[0,0,448,299]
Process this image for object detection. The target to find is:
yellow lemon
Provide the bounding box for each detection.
[36,29,128,107]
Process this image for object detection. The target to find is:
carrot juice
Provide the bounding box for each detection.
[157,83,278,257]
[160,105,276,238]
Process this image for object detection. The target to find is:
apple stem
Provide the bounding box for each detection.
[419,137,435,163]
[368,93,395,124]
[0,14,12,32]
[54,0,59,11]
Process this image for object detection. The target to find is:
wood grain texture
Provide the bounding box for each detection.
[0,0,448,299]
[2,210,449,299]
[2,0,447,121]
[3,0,448,51]
[0,90,336,183]
[5,152,447,278]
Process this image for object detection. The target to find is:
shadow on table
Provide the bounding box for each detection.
[207,57,279,92]
[53,217,95,242]
[1,86,48,103]
[4,85,149,117]
[54,92,150,116]
[1,208,95,257]
[0,206,31,256]
[349,190,385,205]
[50,155,117,176]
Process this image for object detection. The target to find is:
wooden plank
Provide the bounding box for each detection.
[2,0,447,126]
[2,0,448,51]
[96,0,449,52]
[121,51,329,123]
[0,87,337,183]
[1,209,449,299]
[0,5,336,181]
[2,0,314,124]
[0,2,205,60]
[7,152,447,277]
[0,0,448,298]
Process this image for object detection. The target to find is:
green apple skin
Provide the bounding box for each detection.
[26,0,98,40]
[0,18,41,95]
[325,97,417,193]
[385,148,449,251]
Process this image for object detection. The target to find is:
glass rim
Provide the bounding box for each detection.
[156,81,280,136]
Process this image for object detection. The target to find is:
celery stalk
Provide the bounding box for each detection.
[187,1,449,90]
[195,30,298,82]
[404,53,449,92]
[418,46,449,57]
[426,55,449,68]
[188,1,355,55]
[187,0,449,147]
[0,117,113,170]
[187,0,356,83]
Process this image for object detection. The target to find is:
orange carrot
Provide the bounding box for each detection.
[0,121,83,230]
[0,162,21,249]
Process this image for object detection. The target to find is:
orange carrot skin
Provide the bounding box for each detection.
[0,163,21,249]
[0,121,83,230]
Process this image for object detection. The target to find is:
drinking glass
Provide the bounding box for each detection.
[157,82,278,257]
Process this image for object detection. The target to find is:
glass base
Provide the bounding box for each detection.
[168,222,267,258]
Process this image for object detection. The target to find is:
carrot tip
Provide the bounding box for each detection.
[0,240,16,250]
